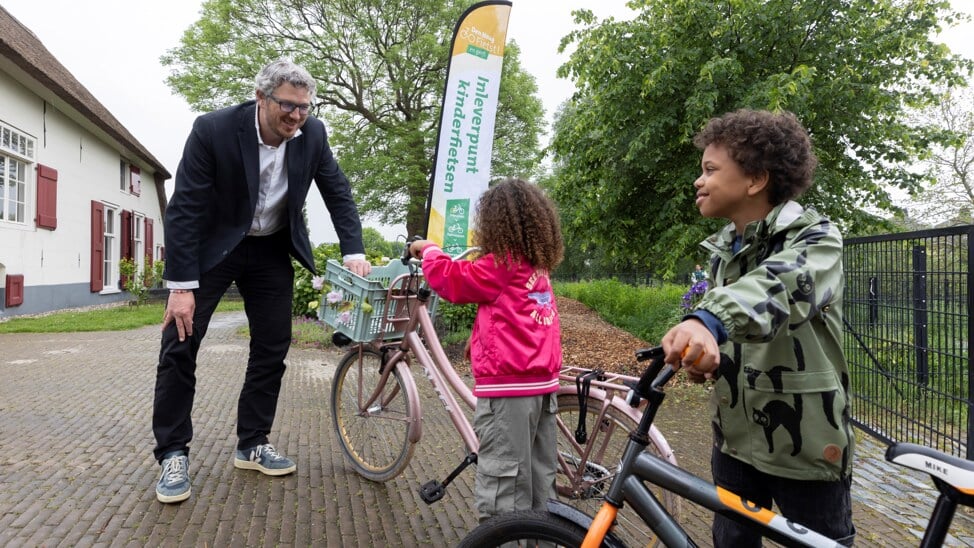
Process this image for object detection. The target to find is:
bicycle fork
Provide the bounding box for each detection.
[419,452,478,504]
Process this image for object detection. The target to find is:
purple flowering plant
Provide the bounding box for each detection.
[681,280,709,310]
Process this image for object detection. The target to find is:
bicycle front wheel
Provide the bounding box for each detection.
[331,347,415,482]
[458,509,593,548]
[554,394,678,547]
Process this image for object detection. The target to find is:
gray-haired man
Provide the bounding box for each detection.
[153,59,371,503]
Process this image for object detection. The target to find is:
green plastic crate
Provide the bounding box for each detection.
[318,259,438,342]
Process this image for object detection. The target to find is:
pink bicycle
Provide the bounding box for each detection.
[321,245,680,545]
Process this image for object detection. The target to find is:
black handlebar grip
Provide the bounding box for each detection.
[402,235,423,265]
[633,346,665,398]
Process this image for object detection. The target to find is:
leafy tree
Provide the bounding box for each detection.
[547,0,973,277]
[903,87,974,226]
[361,227,397,262]
[161,0,545,237]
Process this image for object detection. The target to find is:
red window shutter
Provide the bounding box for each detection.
[5,274,24,306]
[120,210,132,288]
[90,201,104,292]
[121,210,132,260]
[35,165,58,230]
[145,218,154,267]
[129,166,141,196]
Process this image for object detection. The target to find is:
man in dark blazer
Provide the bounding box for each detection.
[153,59,371,504]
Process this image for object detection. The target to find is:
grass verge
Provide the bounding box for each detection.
[0,300,246,333]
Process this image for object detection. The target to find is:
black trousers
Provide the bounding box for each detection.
[711,442,856,547]
[152,231,294,462]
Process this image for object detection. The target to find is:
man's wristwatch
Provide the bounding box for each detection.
[170,289,192,294]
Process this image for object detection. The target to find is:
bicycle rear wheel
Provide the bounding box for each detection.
[554,394,678,547]
[458,509,592,548]
[331,347,415,482]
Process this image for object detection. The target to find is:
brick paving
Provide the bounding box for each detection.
[0,311,973,547]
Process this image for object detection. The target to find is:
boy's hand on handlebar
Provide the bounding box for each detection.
[661,319,720,382]
[408,239,434,259]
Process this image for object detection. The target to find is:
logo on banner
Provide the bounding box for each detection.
[444,199,471,254]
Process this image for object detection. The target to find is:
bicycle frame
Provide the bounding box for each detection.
[461,348,974,547]
[579,355,853,548]
[584,355,974,547]
[594,438,844,547]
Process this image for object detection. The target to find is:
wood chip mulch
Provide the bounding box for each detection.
[444,296,654,378]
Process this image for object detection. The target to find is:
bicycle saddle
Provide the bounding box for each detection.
[886,442,974,495]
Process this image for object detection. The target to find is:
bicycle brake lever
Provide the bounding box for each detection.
[635,346,664,362]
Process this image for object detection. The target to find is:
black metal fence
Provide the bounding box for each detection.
[843,225,974,458]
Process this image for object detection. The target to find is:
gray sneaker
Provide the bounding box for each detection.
[156,451,191,503]
[234,443,296,476]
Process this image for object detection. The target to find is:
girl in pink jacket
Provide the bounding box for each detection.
[408,178,564,521]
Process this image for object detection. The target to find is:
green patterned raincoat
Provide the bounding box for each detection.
[696,201,855,481]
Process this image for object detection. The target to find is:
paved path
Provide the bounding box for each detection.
[0,312,972,546]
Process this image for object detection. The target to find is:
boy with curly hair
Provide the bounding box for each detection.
[662,109,856,546]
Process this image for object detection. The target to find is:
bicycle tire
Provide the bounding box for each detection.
[554,394,678,548]
[458,509,594,548]
[331,347,416,482]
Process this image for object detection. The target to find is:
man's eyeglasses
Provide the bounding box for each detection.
[267,94,311,115]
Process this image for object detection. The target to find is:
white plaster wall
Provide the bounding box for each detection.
[0,73,166,292]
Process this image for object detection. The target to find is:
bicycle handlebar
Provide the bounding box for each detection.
[632,346,666,398]
[631,346,731,404]
[401,235,482,265]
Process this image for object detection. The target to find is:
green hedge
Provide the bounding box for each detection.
[554,279,686,344]
[425,279,688,347]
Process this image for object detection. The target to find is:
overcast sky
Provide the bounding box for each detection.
[2,0,973,243]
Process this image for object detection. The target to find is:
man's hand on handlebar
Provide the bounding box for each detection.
[660,319,720,383]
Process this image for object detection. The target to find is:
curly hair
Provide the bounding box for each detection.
[473,178,564,271]
[693,109,817,205]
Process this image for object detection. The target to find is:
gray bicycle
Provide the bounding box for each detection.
[459,346,974,547]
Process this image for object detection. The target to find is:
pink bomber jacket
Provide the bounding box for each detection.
[419,244,562,398]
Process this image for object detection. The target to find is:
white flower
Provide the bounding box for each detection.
[312,276,325,291]
[338,311,352,325]
[326,289,343,304]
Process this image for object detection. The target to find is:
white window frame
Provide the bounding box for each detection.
[0,122,36,227]
[102,203,121,292]
[133,212,145,273]
[119,160,128,193]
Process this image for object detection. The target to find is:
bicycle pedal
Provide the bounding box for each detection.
[419,480,445,504]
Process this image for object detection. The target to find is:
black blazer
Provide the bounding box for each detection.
[163,101,365,282]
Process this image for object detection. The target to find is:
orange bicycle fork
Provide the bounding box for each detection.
[581,503,618,547]
[582,351,670,548]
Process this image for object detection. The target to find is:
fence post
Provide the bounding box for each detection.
[967,227,974,459]
[913,245,928,387]
[868,276,879,325]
